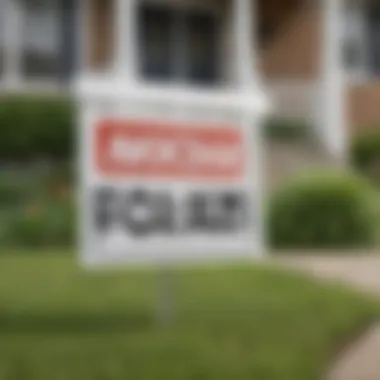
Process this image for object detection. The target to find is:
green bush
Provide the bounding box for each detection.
[0,176,26,206]
[350,132,380,184]
[0,95,74,162]
[268,171,378,249]
[0,164,76,249]
[36,162,75,196]
[263,117,310,141]
[3,194,76,248]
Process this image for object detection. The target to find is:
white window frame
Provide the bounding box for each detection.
[83,0,231,90]
[77,0,261,99]
[136,0,225,87]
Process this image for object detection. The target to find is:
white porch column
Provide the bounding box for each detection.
[233,0,259,90]
[318,0,347,162]
[115,0,138,83]
[3,0,24,89]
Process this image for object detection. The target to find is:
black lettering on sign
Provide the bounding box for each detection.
[120,189,176,237]
[120,189,153,236]
[186,191,248,233]
[91,186,176,237]
[93,186,117,233]
[187,192,208,231]
[152,191,176,233]
[221,192,248,230]
[91,186,249,237]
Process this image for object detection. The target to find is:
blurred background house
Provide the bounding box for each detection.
[1,0,380,182]
[0,0,379,128]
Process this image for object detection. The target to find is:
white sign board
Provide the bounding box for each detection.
[80,111,263,267]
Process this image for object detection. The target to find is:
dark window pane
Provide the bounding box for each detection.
[0,0,5,79]
[60,0,76,80]
[185,11,219,85]
[138,5,175,81]
[367,3,380,75]
[21,0,61,78]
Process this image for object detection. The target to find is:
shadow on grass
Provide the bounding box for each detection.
[0,311,153,334]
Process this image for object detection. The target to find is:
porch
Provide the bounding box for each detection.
[0,0,366,161]
[80,0,348,160]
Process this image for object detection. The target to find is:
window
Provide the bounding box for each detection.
[139,6,174,80]
[138,4,221,86]
[0,0,76,88]
[367,1,380,76]
[341,0,380,79]
[186,11,219,84]
[341,1,368,78]
[21,0,61,78]
[0,0,5,79]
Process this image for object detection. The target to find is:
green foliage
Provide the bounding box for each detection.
[0,167,75,248]
[37,162,75,194]
[0,95,74,162]
[3,195,75,248]
[263,117,310,141]
[350,132,380,184]
[268,171,378,249]
[0,255,376,380]
[0,176,26,206]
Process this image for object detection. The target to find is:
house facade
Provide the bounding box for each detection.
[0,0,379,158]
[260,0,380,134]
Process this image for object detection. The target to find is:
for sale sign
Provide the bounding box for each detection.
[80,117,262,266]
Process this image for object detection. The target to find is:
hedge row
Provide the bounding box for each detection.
[0,95,74,162]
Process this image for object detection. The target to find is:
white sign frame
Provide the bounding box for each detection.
[78,90,266,268]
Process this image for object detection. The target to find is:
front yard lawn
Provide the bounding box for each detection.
[0,253,377,380]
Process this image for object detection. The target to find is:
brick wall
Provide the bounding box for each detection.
[259,0,380,136]
[86,0,114,70]
[260,0,321,80]
[348,83,380,133]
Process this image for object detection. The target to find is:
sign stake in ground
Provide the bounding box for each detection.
[156,267,176,326]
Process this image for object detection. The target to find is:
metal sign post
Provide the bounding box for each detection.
[156,266,176,327]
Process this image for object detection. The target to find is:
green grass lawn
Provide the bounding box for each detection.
[0,253,378,380]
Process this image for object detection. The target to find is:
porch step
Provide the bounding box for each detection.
[264,139,341,188]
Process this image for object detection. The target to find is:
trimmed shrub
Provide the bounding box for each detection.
[350,132,380,184]
[268,171,378,249]
[263,117,310,141]
[0,95,74,162]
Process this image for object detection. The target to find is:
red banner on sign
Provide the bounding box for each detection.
[95,119,246,181]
